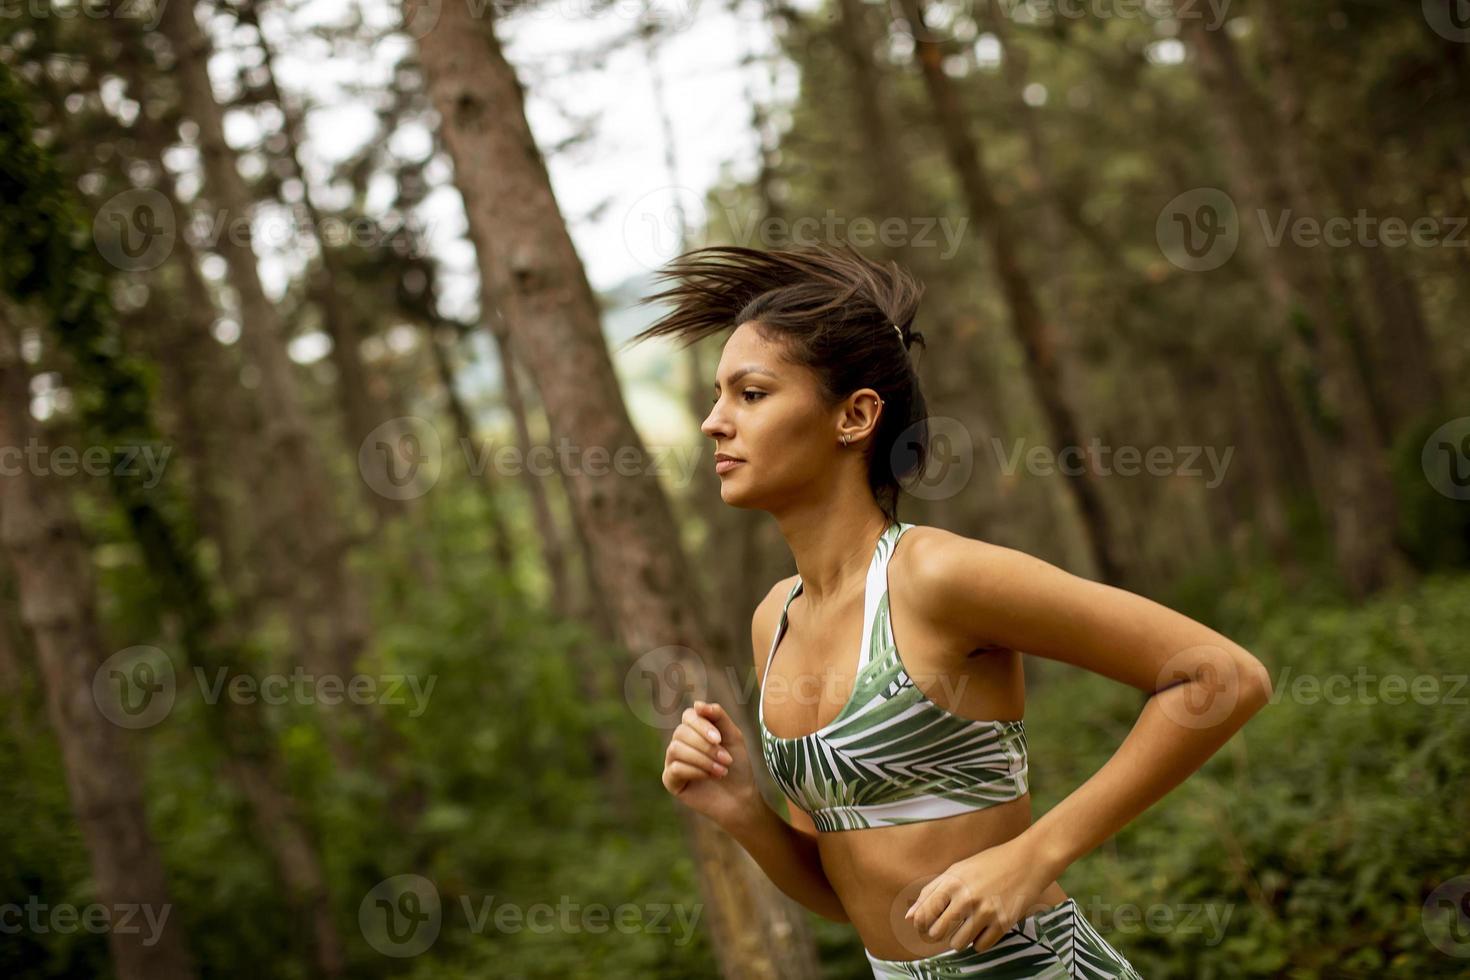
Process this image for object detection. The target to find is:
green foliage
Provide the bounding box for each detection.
[0,723,113,978]
[1027,570,1470,978]
[1392,408,1470,572]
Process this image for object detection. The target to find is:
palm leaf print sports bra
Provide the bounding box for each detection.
[758,521,1029,833]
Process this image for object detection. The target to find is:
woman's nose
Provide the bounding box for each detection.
[700,404,729,439]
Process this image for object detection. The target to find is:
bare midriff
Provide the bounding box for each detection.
[814,795,1068,961]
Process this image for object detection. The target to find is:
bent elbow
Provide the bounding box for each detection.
[1236,653,1273,710]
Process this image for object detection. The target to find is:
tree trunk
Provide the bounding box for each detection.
[834,0,914,240]
[235,0,404,524]
[1252,1,1443,444]
[0,313,197,980]
[1,59,351,977]
[895,0,1126,584]
[412,5,822,976]
[425,319,519,581]
[158,0,372,682]
[154,7,432,834]
[428,317,633,820]
[1317,149,1445,435]
[1182,14,1407,597]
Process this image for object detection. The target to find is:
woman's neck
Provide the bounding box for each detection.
[773,504,891,604]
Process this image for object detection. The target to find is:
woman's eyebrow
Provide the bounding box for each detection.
[713,366,778,391]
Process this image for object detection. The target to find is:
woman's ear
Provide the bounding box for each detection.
[837,389,884,445]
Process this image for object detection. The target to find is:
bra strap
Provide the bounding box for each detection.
[857,522,909,673]
[758,578,803,725]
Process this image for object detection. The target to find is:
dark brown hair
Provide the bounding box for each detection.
[624,242,930,523]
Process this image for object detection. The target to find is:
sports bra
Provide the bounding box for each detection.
[758,521,1029,833]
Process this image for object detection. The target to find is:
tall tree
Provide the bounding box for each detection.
[1180,12,1408,596]
[894,0,1127,584]
[234,0,408,523]
[0,59,349,977]
[1254,1,1445,438]
[410,3,822,975]
[0,308,197,980]
[157,0,373,683]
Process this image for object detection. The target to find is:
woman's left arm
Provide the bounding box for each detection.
[903,531,1274,949]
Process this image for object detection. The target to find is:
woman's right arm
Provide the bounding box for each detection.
[721,784,849,922]
[661,583,849,921]
[664,699,849,923]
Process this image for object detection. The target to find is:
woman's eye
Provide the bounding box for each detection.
[712,390,767,405]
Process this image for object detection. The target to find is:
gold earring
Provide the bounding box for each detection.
[842,434,850,446]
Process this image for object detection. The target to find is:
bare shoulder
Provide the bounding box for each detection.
[892,522,1273,695]
[891,524,1062,643]
[751,574,800,680]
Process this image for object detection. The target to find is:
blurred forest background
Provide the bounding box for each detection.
[2,0,1469,976]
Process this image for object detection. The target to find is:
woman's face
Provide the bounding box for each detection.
[700,321,845,510]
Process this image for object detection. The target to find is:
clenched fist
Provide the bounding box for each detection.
[662,700,760,829]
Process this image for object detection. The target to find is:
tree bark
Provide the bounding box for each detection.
[0,313,197,980]
[1182,14,1407,597]
[895,0,1126,584]
[1,57,350,977]
[110,37,257,616]
[833,0,915,241]
[411,5,822,976]
[235,0,404,523]
[425,319,519,581]
[158,0,373,682]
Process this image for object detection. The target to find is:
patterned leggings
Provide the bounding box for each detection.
[864,897,1144,979]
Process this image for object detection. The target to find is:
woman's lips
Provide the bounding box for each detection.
[715,458,744,474]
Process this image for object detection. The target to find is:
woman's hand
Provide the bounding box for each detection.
[661,700,761,829]
[903,835,1056,953]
